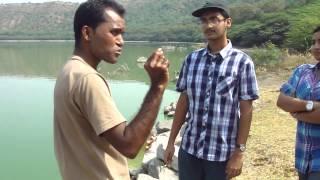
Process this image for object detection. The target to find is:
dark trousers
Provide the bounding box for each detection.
[178,148,227,180]
[299,172,320,180]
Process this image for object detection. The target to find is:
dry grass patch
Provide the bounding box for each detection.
[236,86,297,180]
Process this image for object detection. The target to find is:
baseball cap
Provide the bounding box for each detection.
[192,1,230,17]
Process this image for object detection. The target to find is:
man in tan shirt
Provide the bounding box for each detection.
[54,0,170,179]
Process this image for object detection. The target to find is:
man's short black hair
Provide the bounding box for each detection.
[313,26,320,34]
[73,0,125,48]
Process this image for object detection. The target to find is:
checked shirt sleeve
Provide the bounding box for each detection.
[280,65,304,97]
[239,59,259,100]
[176,56,189,92]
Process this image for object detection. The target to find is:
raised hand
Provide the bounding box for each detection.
[144,48,170,89]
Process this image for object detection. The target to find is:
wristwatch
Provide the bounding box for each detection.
[306,101,314,112]
[236,144,246,152]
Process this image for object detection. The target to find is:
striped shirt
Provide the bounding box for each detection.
[176,41,259,161]
[280,63,320,174]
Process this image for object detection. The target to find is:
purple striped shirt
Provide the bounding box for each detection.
[176,41,259,161]
[280,63,320,173]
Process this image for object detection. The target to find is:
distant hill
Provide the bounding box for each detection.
[0,2,76,40]
[0,0,318,50]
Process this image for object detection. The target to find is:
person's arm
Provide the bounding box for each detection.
[293,107,320,124]
[277,92,311,113]
[226,100,253,179]
[101,49,169,159]
[164,92,188,164]
[277,92,320,124]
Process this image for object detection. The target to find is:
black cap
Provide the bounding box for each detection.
[192,1,230,17]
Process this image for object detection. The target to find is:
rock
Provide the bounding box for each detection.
[130,167,146,180]
[143,132,170,168]
[157,144,180,172]
[163,102,177,115]
[147,158,164,179]
[164,106,172,114]
[167,111,175,117]
[136,173,158,180]
[156,120,173,134]
[137,56,147,63]
[159,166,178,180]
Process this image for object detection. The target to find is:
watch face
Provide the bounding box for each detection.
[306,101,313,111]
[237,144,246,152]
[240,145,246,152]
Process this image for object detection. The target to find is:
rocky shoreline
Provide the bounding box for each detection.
[130,118,183,180]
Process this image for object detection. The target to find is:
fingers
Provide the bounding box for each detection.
[163,148,174,165]
[149,48,163,67]
[226,165,242,179]
[147,48,169,68]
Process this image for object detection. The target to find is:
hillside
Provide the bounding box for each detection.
[0,2,76,39]
[0,0,318,50]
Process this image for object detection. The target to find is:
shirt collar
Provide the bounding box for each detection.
[203,40,233,59]
[70,55,98,72]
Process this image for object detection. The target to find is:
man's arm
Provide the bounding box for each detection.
[101,49,169,159]
[277,92,311,113]
[164,92,188,164]
[293,108,320,124]
[226,100,253,179]
[277,92,320,124]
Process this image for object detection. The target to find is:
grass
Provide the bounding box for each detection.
[238,52,316,179]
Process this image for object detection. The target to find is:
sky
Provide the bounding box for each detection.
[1,0,85,3]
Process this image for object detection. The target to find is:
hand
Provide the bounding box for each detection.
[226,150,244,179]
[290,112,298,119]
[314,101,320,110]
[144,48,170,89]
[163,143,175,166]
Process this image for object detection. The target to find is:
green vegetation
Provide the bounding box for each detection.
[230,0,320,51]
[0,0,319,51]
[249,42,283,67]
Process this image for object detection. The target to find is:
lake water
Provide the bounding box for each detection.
[0,41,197,180]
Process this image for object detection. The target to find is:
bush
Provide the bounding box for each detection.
[249,42,283,67]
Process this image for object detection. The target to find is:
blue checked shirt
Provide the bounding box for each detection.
[176,41,259,161]
[280,63,320,174]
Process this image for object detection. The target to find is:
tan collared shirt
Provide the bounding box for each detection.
[54,56,129,180]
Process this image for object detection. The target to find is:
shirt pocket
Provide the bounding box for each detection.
[216,75,238,96]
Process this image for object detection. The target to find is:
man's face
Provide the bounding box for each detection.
[199,11,231,41]
[311,31,320,61]
[89,9,125,64]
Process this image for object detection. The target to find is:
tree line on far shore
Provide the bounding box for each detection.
[0,0,318,52]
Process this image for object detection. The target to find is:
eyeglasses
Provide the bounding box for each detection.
[199,16,226,25]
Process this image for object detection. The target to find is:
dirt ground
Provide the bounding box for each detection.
[236,71,298,180]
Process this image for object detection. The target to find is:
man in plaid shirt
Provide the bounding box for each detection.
[164,2,259,180]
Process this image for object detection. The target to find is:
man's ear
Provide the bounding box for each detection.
[226,18,232,29]
[81,25,92,42]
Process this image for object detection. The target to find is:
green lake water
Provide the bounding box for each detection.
[0,41,196,180]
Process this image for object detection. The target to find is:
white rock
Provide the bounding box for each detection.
[137,173,158,180]
[159,166,178,180]
[137,56,147,63]
[157,144,179,172]
[156,120,173,134]
[143,132,170,167]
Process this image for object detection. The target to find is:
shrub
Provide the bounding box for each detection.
[249,42,283,67]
